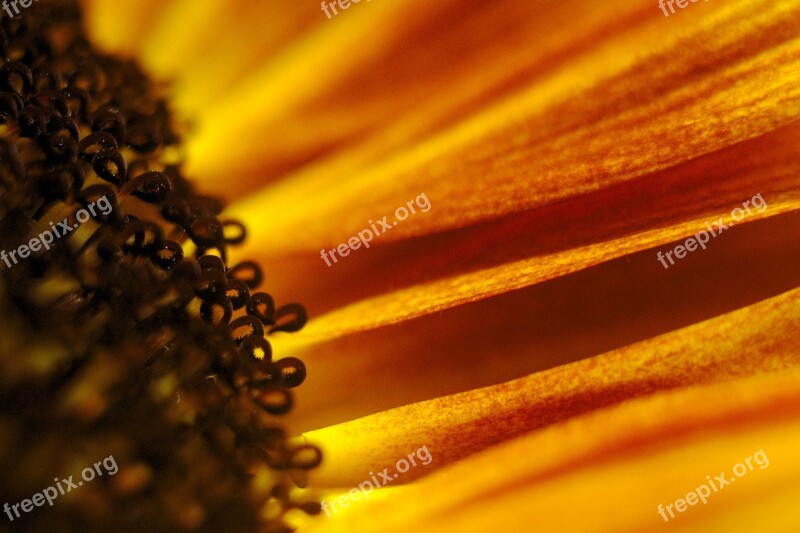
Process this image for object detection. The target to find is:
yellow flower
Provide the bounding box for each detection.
[6,0,800,530]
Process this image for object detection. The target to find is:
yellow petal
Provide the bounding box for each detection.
[82,0,166,56]
[302,286,800,486]
[140,0,325,116]
[301,368,800,532]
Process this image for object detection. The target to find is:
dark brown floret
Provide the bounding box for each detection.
[0,3,318,532]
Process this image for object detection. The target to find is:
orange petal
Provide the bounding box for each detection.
[225,0,800,239]
[240,116,800,345]
[272,203,800,350]
[282,209,800,432]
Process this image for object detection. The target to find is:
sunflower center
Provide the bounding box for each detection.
[0,2,319,531]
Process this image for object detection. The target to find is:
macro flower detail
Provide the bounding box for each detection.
[0,3,318,531]
[4,0,800,532]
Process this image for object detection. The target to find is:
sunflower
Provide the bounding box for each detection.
[2,0,800,531]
